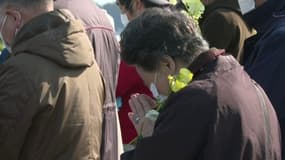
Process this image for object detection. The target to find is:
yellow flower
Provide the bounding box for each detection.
[168,68,193,93]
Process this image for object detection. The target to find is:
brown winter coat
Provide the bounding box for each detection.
[199,0,253,63]
[121,49,281,160]
[0,9,105,160]
[54,1,123,159]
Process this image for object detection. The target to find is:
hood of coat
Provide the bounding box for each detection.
[202,0,241,19]
[12,9,94,68]
[244,0,285,32]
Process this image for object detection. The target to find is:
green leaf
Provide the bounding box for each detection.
[181,0,205,23]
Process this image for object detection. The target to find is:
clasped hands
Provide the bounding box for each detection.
[128,94,157,138]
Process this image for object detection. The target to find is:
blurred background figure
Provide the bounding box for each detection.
[55,0,123,159]
[243,0,285,158]
[199,0,253,63]
[115,0,170,145]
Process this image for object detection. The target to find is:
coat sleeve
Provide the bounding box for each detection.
[121,85,217,160]
[201,11,236,54]
[0,65,37,159]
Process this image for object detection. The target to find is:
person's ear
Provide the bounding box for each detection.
[6,9,22,28]
[159,56,176,75]
[133,0,144,11]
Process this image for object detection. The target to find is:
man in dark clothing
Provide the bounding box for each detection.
[120,8,281,160]
[54,0,123,159]
[199,0,253,63]
[243,0,285,158]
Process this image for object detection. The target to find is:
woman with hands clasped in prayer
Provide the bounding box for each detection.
[128,94,156,138]
[120,8,281,160]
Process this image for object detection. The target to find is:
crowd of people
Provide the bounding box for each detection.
[0,0,284,160]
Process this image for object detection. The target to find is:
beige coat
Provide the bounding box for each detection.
[55,0,124,158]
[0,9,104,160]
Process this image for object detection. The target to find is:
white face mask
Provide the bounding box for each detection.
[0,15,12,53]
[120,13,129,27]
[238,0,255,14]
[149,72,168,102]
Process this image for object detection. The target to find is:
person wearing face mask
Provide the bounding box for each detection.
[115,0,170,145]
[120,8,281,160]
[54,0,123,159]
[243,0,285,159]
[0,0,107,159]
[199,0,254,64]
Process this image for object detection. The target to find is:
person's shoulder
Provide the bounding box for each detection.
[0,55,34,80]
[207,8,235,20]
[203,9,238,29]
[0,60,35,95]
[1,53,51,86]
[167,79,217,106]
[4,53,40,70]
[259,21,285,52]
[161,79,218,122]
[267,21,285,39]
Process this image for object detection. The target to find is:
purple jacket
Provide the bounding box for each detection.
[122,50,281,160]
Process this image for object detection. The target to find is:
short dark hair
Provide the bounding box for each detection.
[0,0,52,8]
[120,8,209,72]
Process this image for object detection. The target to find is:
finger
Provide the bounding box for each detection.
[129,98,138,113]
[130,95,145,118]
[140,94,157,108]
[132,93,140,97]
[143,95,157,108]
[137,95,153,112]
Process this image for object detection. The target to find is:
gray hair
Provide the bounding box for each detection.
[120,8,210,72]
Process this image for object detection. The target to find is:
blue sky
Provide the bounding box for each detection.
[95,0,115,6]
